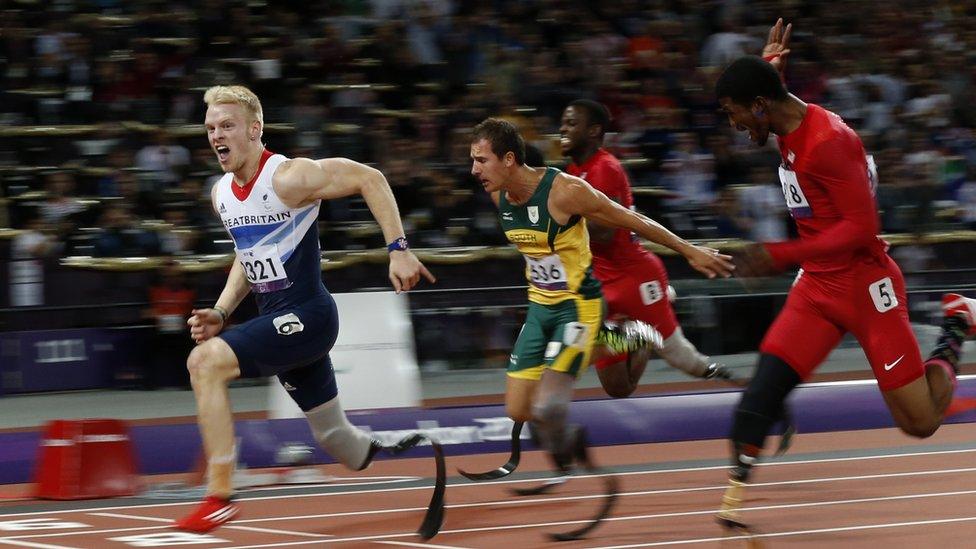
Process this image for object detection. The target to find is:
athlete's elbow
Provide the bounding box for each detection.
[358,166,390,196]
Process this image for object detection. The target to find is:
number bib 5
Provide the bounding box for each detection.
[779,165,812,219]
[238,244,291,293]
[525,254,568,291]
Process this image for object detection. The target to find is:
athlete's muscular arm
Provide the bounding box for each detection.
[549,175,734,278]
[273,157,435,292]
[587,208,618,244]
[763,138,879,269]
[188,186,253,343]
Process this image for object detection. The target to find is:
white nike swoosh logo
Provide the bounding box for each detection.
[884,355,905,371]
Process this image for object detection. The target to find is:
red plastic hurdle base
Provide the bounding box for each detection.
[34,419,140,500]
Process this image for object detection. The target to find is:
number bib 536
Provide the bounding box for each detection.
[238,244,290,293]
[525,254,568,291]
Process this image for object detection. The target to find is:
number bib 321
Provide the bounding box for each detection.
[525,254,568,291]
[238,244,291,293]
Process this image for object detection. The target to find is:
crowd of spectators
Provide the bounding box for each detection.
[3,0,976,261]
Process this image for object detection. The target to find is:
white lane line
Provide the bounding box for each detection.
[375,541,471,549]
[589,515,976,547]
[89,513,169,523]
[228,526,332,538]
[232,476,421,494]
[1,526,169,541]
[1,445,974,519]
[0,540,79,549]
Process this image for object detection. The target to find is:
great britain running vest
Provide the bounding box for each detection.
[498,167,601,306]
[214,150,327,313]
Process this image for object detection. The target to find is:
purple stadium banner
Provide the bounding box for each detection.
[0,328,146,394]
[2,378,975,485]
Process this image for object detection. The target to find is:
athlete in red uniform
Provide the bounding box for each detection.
[713,19,976,529]
[560,99,735,397]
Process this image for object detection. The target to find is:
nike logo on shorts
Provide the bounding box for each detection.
[884,355,905,371]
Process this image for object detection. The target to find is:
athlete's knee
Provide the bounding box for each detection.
[891,403,942,438]
[186,345,211,378]
[733,354,801,447]
[896,416,940,439]
[186,342,234,383]
[603,378,636,398]
[506,402,533,423]
[532,397,568,425]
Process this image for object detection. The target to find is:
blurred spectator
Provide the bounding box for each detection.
[93,205,160,257]
[74,124,123,162]
[700,15,756,68]
[62,35,95,123]
[158,208,198,256]
[144,260,195,388]
[9,210,60,307]
[406,1,447,76]
[956,167,976,230]
[135,132,191,187]
[707,133,749,189]
[660,132,715,207]
[289,87,329,158]
[712,186,748,239]
[739,167,788,243]
[38,171,85,237]
[824,59,864,126]
[110,171,160,219]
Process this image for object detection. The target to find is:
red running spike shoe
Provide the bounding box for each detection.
[174,495,239,533]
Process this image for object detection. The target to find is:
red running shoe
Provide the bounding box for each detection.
[942,293,976,337]
[174,495,239,533]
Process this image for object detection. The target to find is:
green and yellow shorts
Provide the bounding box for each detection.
[507,296,605,381]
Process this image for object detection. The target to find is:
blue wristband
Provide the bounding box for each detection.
[387,237,409,253]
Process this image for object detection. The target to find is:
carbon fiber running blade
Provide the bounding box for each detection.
[547,427,617,541]
[548,474,618,541]
[458,460,517,481]
[417,438,446,540]
[456,421,522,482]
[775,422,797,456]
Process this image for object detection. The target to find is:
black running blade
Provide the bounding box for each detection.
[548,475,618,541]
[774,407,797,457]
[548,428,618,541]
[389,433,424,454]
[458,461,517,481]
[417,438,446,540]
[457,421,522,482]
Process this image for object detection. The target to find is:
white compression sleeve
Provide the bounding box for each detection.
[305,397,374,470]
[657,327,710,377]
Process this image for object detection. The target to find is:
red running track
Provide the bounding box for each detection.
[0,423,975,548]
